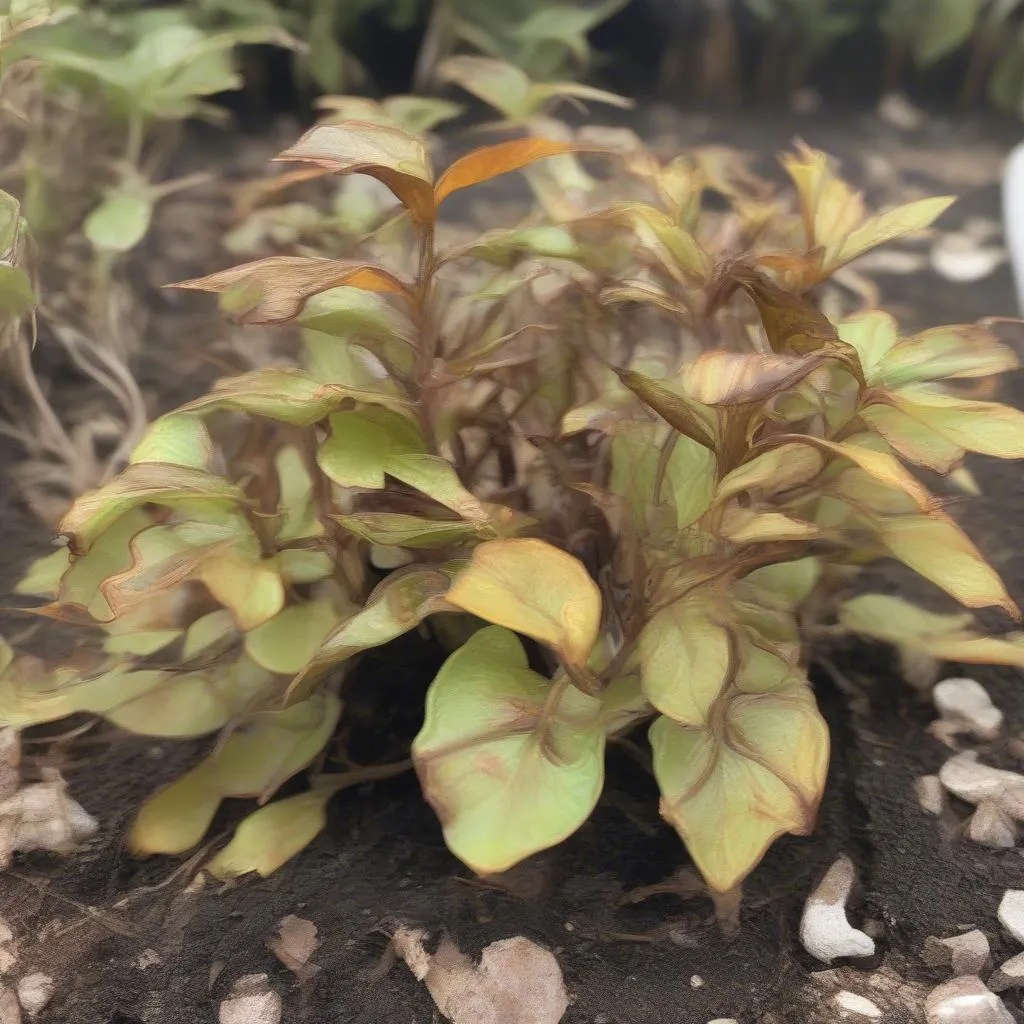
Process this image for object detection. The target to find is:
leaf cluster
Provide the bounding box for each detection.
[7,102,1024,894]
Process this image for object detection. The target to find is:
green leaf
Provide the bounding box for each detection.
[639,595,731,726]
[876,323,1017,388]
[650,690,828,891]
[182,609,237,660]
[317,407,487,523]
[198,547,286,631]
[285,566,452,705]
[716,445,824,505]
[910,0,983,66]
[445,538,601,668]
[436,55,532,121]
[274,446,324,542]
[177,367,408,426]
[60,464,245,555]
[277,548,335,585]
[15,548,70,599]
[205,787,332,878]
[244,600,349,675]
[837,310,900,384]
[130,413,212,469]
[0,265,35,318]
[83,190,153,253]
[413,626,604,875]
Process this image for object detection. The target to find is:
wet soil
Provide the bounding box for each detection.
[3,104,1024,1023]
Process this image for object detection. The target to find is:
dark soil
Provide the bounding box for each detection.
[3,104,1024,1024]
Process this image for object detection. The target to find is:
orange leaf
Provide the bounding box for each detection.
[274,122,435,224]
[171,257,412,325]
[434,139,579,208]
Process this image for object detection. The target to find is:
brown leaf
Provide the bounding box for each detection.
[266,916,319,980]
[434,139,579,208]
[614,368,716,448]
[171,258,411,325]
[274,122,435,224]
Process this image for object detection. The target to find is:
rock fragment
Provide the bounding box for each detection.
[835,991,882,1018]
[266,915,318,980]
[933,678,1003,740]
[799,855,875,964]
[989,951,1024,992]
[922,930,990,976]
[938,753,1024,819]
[967,802,1016,849]
[924,976,1013,1024]
[219,974,281,1024]
[0,774,99,869]
[916,775,947,816]
[999,890,1024,944]
[15,975,52,1018]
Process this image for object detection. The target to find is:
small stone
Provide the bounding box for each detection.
[15,975,52,1018]
[0,987,20,1024]
[922,930,991,976]
[939,753,1024,820]
[990,951,1024,992]
[219,974,281,1024]
[934,678,1003,739]
[835,991,882,1018]
[925,976,1013,1024]
[707,1020,739,1024]
[968,803,1016,849]
[999,891,1024,944]
[799,855,875,964]
[690,975,703,988]
[916,775,947,816]
[878,91,925,131]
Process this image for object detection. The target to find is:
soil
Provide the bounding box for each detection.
[3,102,1024,1024]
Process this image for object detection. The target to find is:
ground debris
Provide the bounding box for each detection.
[933,678,1004,741]
[219,974,281,1024]
[266,915,318,981]
[925,976,1013,1024]
[392,926,568,1024]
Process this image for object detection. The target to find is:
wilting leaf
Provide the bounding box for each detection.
[205,787,333,878]
[879,324,1019,388]
[616,202,710,282]
[639,595,731,726]
[880,514,1017,615]
[614,368,716,449]
[127,763,219,856]
[245,600,348,675]
[334,512,482,548]
[650,690,828,891]
[172,256,410,325]
[130,413,212,469]
[413,626,603,875]
[84,190,153,253]
[839,593,974,644]
[681,350,830,406]
[60,464,245,555]
[744,558,822,608]
[178,367,408,426]
[716,445,824,504]
[860,388,1024,473]
[434,139,579,208]
[317,407,486,522]
[446,538,601,667]
[285,567,452,705]
[274,122,435,224]
[720,508,819,544]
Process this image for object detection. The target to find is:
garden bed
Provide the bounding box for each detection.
[2,102,1024,1024]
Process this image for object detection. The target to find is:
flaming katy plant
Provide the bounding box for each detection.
[6,116,1024,895]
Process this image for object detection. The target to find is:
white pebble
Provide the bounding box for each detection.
[916,775,947,816]
[968,802,1017,849]
[925,975,1013,1023]
[999,890,1024,944]
[219,974,281,1024]
[15,975,52,1018]
[836,991,882,1018]
[989,951,1024,992]
[939,753,1024,819]
[934,678,1003,739]
[799,855,876,964]
[0,986,20,1024]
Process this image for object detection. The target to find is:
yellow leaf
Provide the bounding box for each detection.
[199,550,285,631]
[639,597,731,726]
[245,600,348,675]
[836,197,954,268]
[720,508,819,544]
[445,539,601,668]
